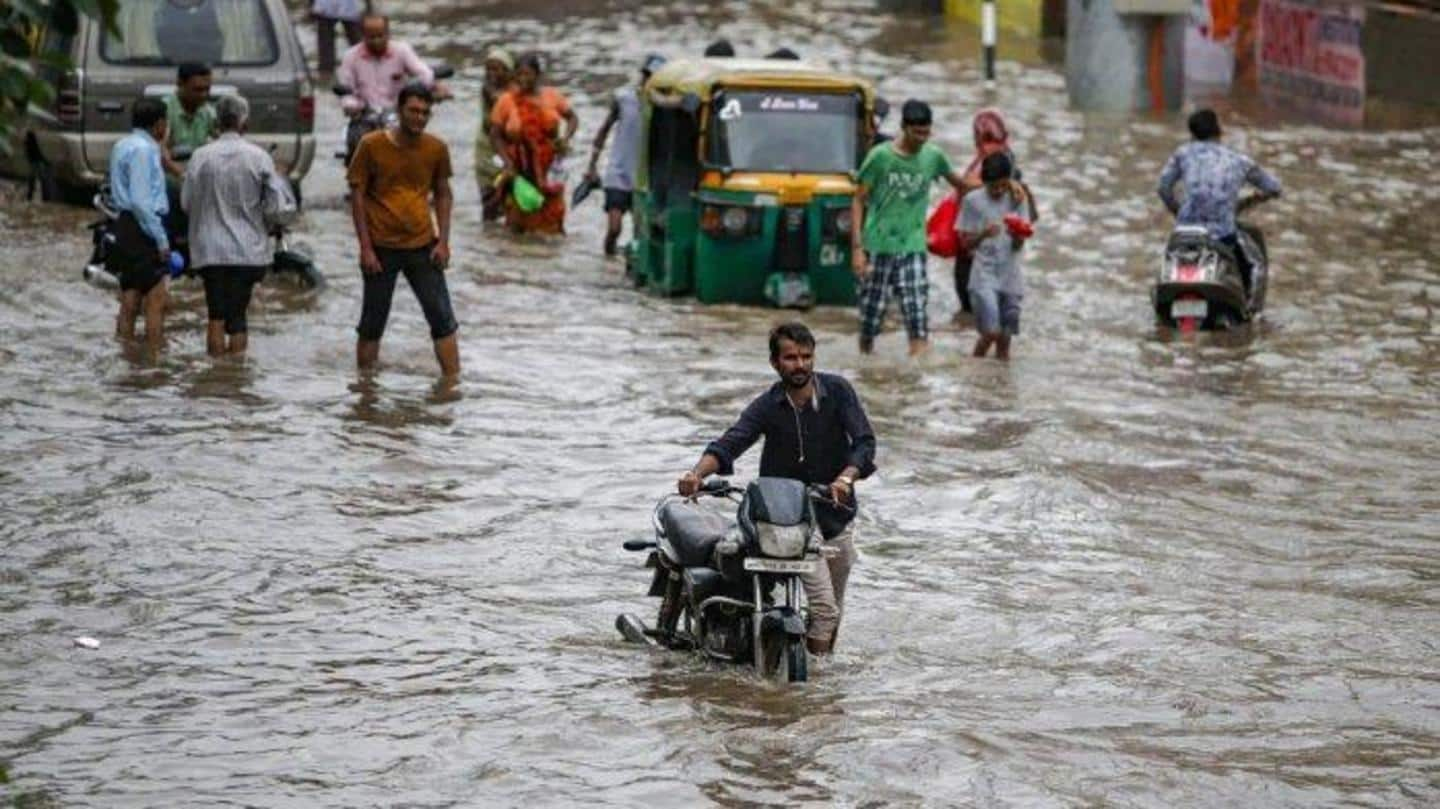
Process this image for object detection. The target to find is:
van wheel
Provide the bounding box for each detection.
[32,160,87,206]
[32,160,62,203]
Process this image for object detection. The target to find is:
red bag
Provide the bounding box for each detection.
[926,193,961,258]
[1003,213,1034,239]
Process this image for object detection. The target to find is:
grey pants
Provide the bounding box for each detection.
[801,525,856,644]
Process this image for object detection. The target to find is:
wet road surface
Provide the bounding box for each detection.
[2,2,1438,806]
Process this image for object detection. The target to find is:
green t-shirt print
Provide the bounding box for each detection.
[856,142,953,255]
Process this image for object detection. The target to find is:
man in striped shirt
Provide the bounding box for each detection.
[182,95,297,357]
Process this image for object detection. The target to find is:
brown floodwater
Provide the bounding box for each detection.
[2,2,1438,806]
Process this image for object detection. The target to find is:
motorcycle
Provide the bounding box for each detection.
[333,63,454,165]
[1153,195,1272,332]
[616,477,846,683]
[82,182,325,292]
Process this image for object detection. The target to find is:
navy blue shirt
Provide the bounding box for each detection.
[704,372,877,537]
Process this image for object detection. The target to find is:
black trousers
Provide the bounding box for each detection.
[201,266,266,334]
[315,15,361,74]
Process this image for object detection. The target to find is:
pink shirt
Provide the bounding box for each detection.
[337,41,434,114]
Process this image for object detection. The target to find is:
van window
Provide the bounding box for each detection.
[102,0,278,66]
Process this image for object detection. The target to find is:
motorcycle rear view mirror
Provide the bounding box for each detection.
[431,63,455,80]
[332,83,352,97]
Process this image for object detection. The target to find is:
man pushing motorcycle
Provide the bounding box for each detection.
[677,322,877,655]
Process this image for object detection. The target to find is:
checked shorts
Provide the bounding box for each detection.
[858,252,929,341]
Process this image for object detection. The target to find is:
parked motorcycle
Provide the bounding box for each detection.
[333,64,454,164]
[616,477,846,683]
[82,183,324,292]
[1152,196,1271,332]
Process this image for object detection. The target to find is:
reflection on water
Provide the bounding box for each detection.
[1,1,1437,806]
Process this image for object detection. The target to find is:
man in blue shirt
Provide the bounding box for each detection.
[1157,109,1282,290]
[677,322,877,655]
[108,97,172,346]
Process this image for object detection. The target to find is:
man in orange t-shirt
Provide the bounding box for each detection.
[347,83,459,381]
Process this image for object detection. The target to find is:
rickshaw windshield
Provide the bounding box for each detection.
[708,90,860,174]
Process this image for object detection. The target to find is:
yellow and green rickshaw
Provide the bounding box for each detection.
[626,58,879,307]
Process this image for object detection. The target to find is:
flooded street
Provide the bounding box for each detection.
[3,1,1439,805]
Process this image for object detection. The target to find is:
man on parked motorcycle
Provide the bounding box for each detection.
[1157,109,1282,291]
[336,14,451,119]
[677,322,877,656]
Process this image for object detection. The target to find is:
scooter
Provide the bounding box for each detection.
[616,477,845,683]
[1152,196,1271,332]
[82,183,325,292]
[333,64,454,164]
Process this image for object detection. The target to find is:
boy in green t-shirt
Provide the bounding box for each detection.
[850,100,968,356]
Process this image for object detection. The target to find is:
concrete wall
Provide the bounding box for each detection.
[1066,0,1187,111]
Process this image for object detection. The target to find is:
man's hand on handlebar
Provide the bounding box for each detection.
[677,471,702,498]
[828,478,853,506]
[1237,191,1277,214]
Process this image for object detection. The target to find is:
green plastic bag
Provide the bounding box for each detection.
[763,272,815,309]
[511,175,545,213]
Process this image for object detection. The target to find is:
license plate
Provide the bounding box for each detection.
[1172,299,1208,318]
[743,558,819,574]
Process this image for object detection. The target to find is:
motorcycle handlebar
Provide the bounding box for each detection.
[1236,192,1276,214]
[681,478,854,511]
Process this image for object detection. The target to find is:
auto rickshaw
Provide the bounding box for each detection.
[626,59,879,307]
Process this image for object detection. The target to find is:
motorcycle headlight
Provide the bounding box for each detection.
[755,522,809,559]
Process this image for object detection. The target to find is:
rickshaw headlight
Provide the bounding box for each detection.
[721,206,750,235]
[701,204,756,238]
[823,207,852,239]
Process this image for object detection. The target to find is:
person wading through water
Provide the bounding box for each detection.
[489,52,579,235]
[851,100,969,356]
[347,83,460,382]
[677,322,877,655]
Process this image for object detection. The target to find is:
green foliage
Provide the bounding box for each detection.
[0,0,119,159]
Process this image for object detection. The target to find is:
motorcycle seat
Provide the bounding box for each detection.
[659,502,731,567]
[1167,227,1235,264]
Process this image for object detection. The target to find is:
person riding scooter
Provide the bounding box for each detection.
[1157,109,1282,293]
[335,14,451,164]
[337,14,450,119]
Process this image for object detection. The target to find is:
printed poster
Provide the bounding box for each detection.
[1257,0,1366,124]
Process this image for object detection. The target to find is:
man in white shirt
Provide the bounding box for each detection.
[182,95,297,357]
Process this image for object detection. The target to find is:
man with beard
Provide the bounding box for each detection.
[348,82,458,381]
[677,322,877,655]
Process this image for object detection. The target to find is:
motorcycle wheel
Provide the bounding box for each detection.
[785,637,807,683]
[758,627,784,678]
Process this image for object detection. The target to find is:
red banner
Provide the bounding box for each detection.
[1257,0,1365,124]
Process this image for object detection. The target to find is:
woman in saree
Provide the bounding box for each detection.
[475,47,515,222]
[489,52,579,234]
